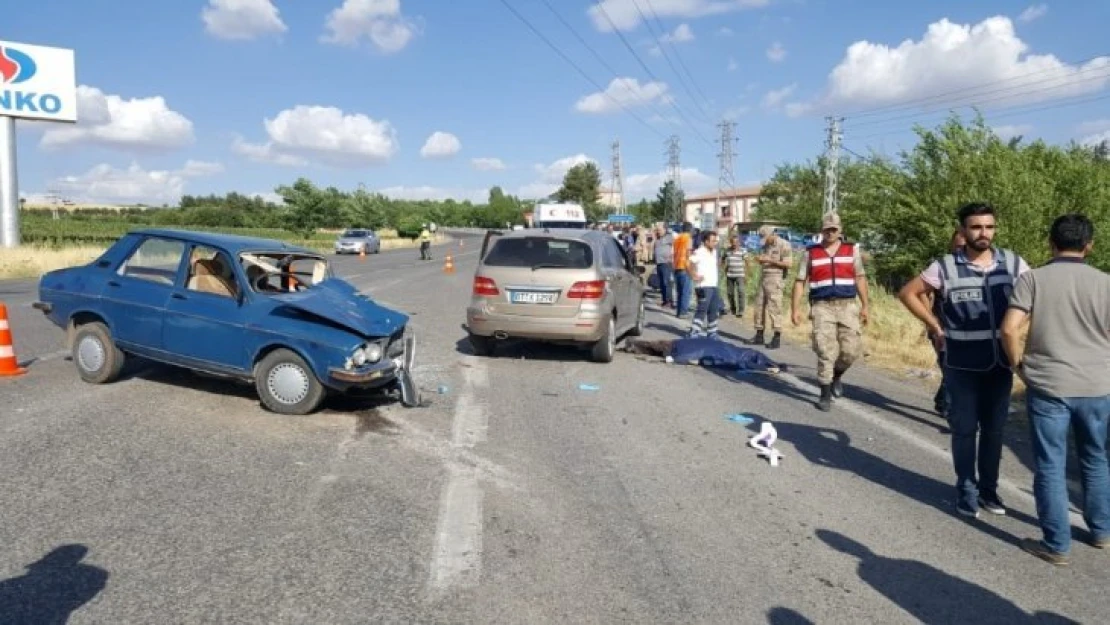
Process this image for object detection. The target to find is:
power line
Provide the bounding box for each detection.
[845,91,1110,144]
[534,0,679,134]
[823,116,843,217]
[594,0,714,147]
[608,138,626,214]
[844,68,1110,131]
[634,0,715,125]
[665,135,683,222]
[841,52,1110,119]
[496,0,666,140]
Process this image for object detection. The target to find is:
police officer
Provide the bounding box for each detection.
[418,225,433,260]
[791,213,870,411]
[752,225,793,348]
[898,201,1030,518]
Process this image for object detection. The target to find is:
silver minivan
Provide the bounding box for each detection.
[464,228,646,362]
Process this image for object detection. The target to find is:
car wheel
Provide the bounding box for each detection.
[468,333,494,356]
[254,348,326,415]
[628,299,645,337]
[590,315,616,363]
[72,321,125,384]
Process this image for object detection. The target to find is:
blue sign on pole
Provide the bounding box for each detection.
[608,214,635,223]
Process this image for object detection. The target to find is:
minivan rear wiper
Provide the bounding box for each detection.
[531,263,569,271]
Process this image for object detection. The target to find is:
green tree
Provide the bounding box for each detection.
[556,162,602,219]
[654,180,684,223]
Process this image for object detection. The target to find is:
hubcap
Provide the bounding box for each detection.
[267,362,310,405]
[607,318,615,353]
[77,335,105,372]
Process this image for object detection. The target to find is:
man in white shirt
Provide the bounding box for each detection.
[687,230,722,339]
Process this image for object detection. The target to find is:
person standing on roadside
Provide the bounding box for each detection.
[898,202,1030,519]
[722,236,749,317]
[653,224,675,309]
[923,230,967,418]
[418,226,433,260]
[687,231,722,339]
[999,214,1110,566]
[791,213,870,411]
[753,226,793,348]
[673,222,695,319]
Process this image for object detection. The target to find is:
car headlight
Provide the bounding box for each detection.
[352,348,368,366]
[364,343,383,363]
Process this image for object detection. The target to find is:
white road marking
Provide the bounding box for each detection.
[778,372,1086,525]
[428,355,488,593]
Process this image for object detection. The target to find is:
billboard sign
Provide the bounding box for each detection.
[0,40,77,123]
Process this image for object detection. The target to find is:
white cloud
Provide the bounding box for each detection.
[248,191,285,205]
[1077,120,1110,147]
[1018,4,1048,23]
[1081,131,1110,147]
[373,186,487,203]
[787,16,1110,117]
[766,41,786,62]
[762,84,797,109]
[992,124,1033,140]
[575,77,673,114]
[722,105,750,120]
[515,154,599,198]
[321,0,420,53]
[717,26,734,37]
[661,23,695,43]
[624,167,714,201]
[232,105,398,167]
[43,160,222,206]
[588,0,769,32]
[420,131,461,159]
[38,85,193,152]
[202,0,287,40]
[471,157,506,171]
[727,57,739,72]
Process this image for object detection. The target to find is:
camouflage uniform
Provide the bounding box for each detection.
[796,213,867,411]
[753,228,793,347]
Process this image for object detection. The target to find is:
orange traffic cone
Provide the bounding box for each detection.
[359,247,366,261]
[443,255,455,274]
[0,302,27,377]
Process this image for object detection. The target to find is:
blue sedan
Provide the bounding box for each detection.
[32,228,421,415]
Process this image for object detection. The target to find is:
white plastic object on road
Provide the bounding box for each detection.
[748,421,783,467]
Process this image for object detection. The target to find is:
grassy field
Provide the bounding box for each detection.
[0,231,450,280]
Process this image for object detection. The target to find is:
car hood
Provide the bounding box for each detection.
[269,279,407,338]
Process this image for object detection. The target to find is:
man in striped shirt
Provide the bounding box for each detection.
[722,236,748,317]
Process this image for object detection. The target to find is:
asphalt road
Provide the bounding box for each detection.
[0,233,1106,624]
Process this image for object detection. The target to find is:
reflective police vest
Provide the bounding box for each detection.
[938,248,1021,371]
[807,242,858,301]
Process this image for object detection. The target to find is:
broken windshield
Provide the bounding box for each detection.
[239,252,332,294]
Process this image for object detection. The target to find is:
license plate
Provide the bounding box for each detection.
[511,291,557,304]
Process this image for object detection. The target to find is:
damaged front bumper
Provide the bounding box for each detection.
[326,332,421,407]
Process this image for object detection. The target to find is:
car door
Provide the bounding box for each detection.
[101,235,186,352]
[599,238,630,325]
[160,244,251,373]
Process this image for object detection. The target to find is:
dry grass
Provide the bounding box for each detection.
[0,245,106,280]
[0,234,454,280]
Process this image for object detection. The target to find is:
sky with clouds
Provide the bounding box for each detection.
[8,0,1110,207]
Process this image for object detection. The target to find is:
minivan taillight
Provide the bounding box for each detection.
[473,276,500,296]
[567,280,605,299]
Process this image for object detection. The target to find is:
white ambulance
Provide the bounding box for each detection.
[532,202,587,229]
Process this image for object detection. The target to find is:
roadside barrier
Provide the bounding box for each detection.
[0,302,27,377]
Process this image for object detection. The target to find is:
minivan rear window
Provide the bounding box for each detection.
[483,237,593,269]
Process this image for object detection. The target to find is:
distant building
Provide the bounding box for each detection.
[682,185,763,230]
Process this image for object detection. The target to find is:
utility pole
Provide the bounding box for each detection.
[665,134,682,223]
[608,139,625,215]
[823,116,843,217]
[716,119,738,226]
